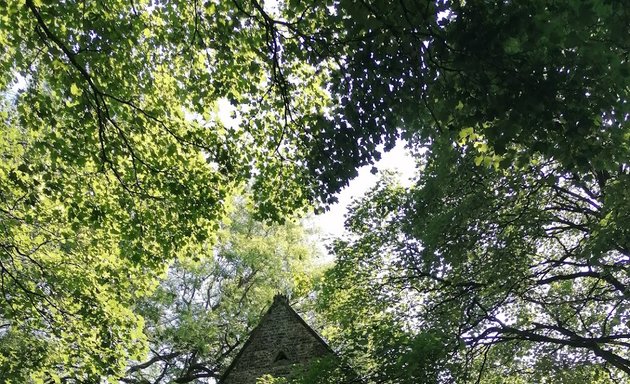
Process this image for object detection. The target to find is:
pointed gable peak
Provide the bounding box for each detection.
[273,293,289,305]
[220,296,333,384]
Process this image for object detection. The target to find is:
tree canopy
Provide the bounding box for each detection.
[2,0,330,380]
[312,0,629,380]
[0,0,628,382]
[313,0,629,380]
[318,151,628,382]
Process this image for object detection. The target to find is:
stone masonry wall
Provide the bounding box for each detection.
[221,296,332,384]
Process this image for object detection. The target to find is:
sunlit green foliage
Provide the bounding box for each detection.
[1,0,331,380]
[124,197,322,383]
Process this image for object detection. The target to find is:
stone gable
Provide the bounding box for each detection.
[220,295,333,384]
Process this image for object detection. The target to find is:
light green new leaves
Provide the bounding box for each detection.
[126,196,323,383]
[0,0,333,381]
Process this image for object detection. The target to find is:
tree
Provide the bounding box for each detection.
[318,140,629,381]
[307,0,629,193]
[1,0,332,381]
[309,0,629,381]
[123,196,321,383]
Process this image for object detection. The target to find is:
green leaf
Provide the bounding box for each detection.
[70,83,81,96]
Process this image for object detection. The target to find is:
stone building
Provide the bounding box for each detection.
[220,295,333,384]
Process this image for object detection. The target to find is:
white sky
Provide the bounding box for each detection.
[312,141,416,246]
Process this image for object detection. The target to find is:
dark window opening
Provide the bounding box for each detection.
[274,351,289,363]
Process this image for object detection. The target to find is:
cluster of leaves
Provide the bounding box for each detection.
[307,0,629,186]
